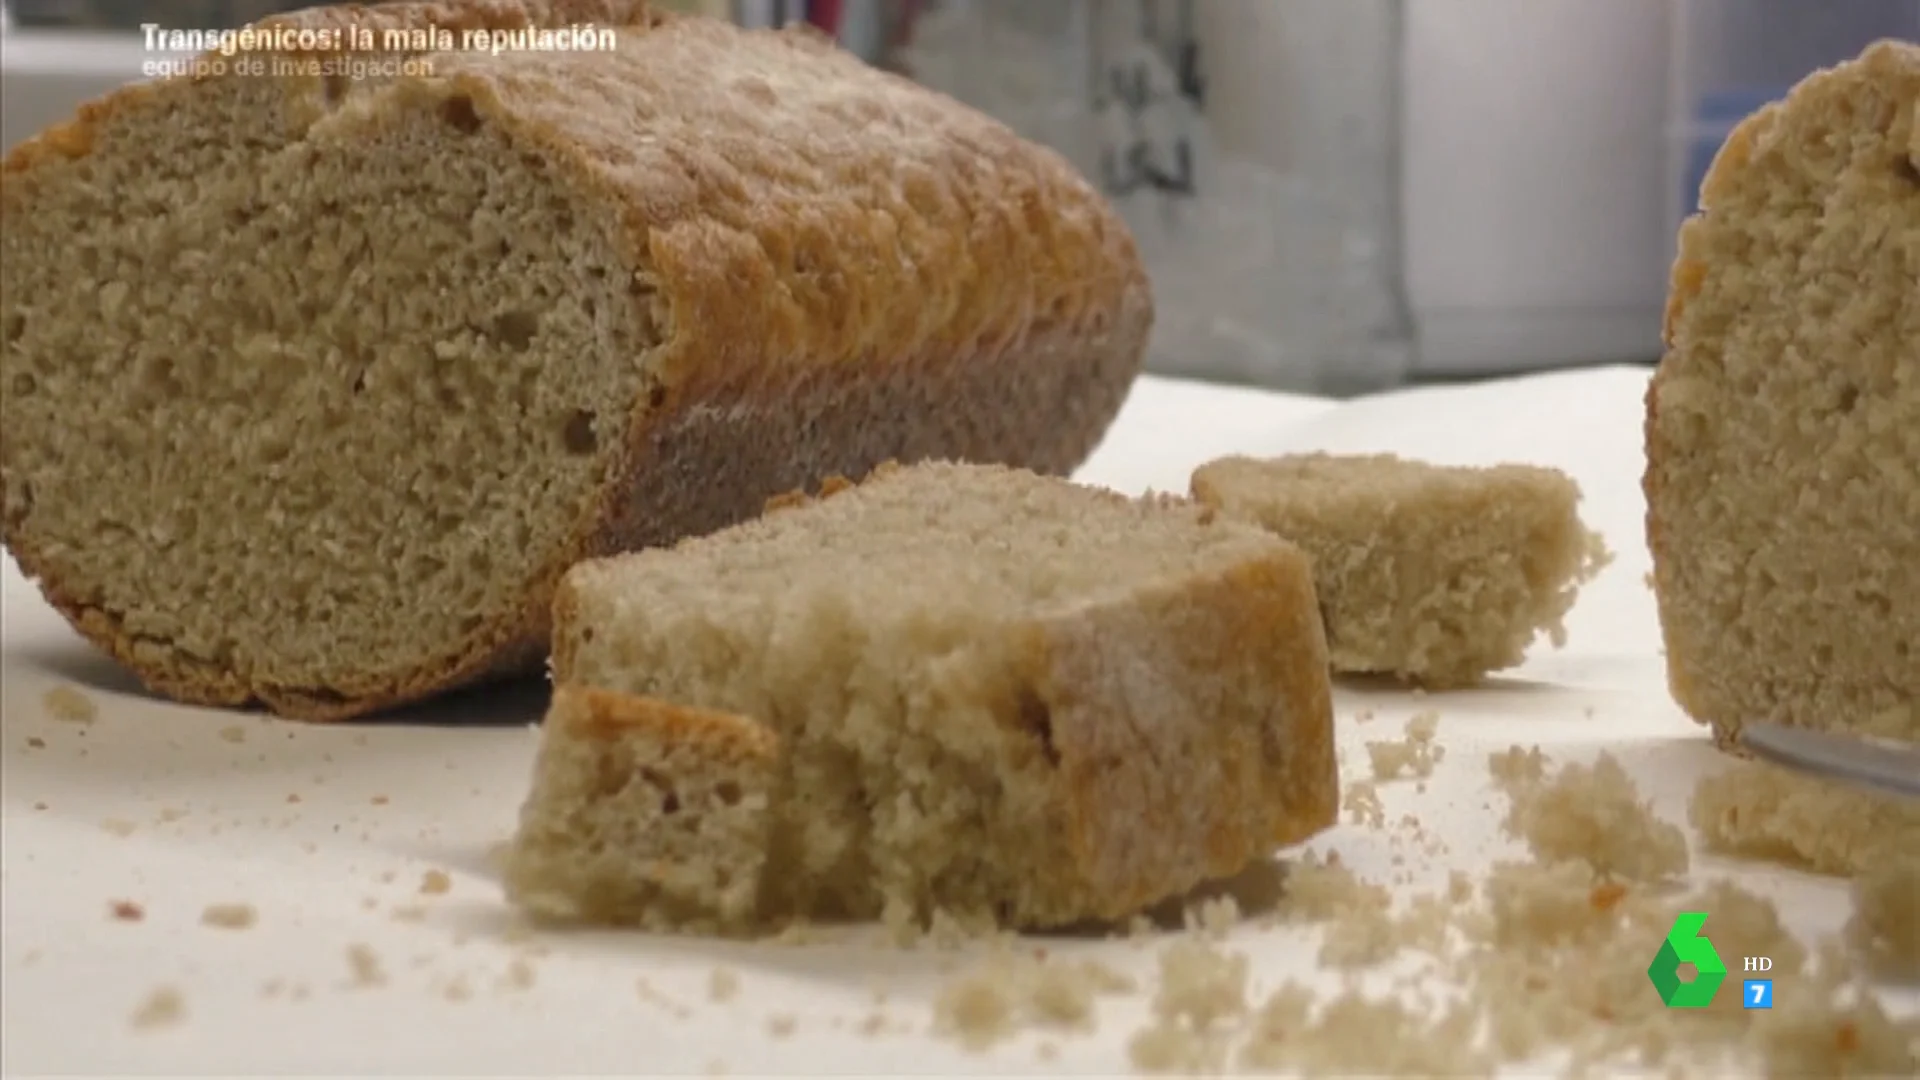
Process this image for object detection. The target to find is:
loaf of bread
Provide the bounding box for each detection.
[1646,40,1918,747]
[504,461,1338,932]
[0,1,1150,721]
[1191,453,1610,687]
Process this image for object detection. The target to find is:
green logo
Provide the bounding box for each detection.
[1648,911,1727,1008]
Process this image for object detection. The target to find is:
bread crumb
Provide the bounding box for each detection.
[109,899,145,922]
[345,943,386,987]
[1151,938,1248,1030]
[32,801,48,811]
[200,902,257,929]
[156,806,188,823]
[502,957,537,991]
[217,724,247,744]
[43,685,96,723]
[933,969,1015,1051]
[1317,903,1401,969]
[1277,853,1390,922]
[1366,710,1443,781]
[708,967,740,1003]
[1185,894,1240,939]
[418,869,453,895]
[933,946,1135,1051]
[766,1013,797,1038]
[1036,1040,1059,1061]
[260,978,285,999]
[1846,855,1919,979]
[286,793,302,804]
[1487,744,1549,787]
[370,795,390,806]
[1341,779,1387,828]
[1128,1019,1224,1074]
[442,975,473,1002]
[100,818,137,837]
[1499,751,1688,882]
[24,735,46,749]
[129,985,185,1029]
[390,905,428,922]
[1242,985,1489,1074]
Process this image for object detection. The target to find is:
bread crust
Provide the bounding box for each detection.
[0,3,1150,720]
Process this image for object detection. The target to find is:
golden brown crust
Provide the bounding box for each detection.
[0,3,1148,720]
[547,684,780,765]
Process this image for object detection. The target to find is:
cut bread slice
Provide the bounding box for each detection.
[1191,453,1610,687]
[1646,40,1920,746]
[507,461,1338,932]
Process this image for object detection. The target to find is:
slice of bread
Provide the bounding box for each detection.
[506,461,1338,932]
[1191,453,1610,687]
[1646,41,1919,747]
[0,2,1150,721]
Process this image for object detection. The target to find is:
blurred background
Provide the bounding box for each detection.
[3,0,1916,397]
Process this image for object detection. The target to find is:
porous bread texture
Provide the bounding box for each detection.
[1646,40,1920,747]
[1688,759,1920,878]
[506,686,779,929]
[507,461,1339,932]
[1191,453,1610,687]
[0,1,1150,721]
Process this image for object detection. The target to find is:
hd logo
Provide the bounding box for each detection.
[1647,912,1727,1008]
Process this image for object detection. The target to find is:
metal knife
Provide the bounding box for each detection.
[1738,721,1920,800]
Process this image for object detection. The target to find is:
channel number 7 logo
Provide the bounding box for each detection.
[1648,912,1727,1008]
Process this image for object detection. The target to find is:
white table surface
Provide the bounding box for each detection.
[2,366,1907,1076]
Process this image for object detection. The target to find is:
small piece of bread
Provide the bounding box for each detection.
[1191,453,1609,686]
[506,461,1338,932]
[0,2,1148,721]
[1645,40,1919,747]
[1688,760,1920,877]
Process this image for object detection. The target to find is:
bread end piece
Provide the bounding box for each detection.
[1192,453,1610,687]
[0,5,1148,722]
[503,685,781,932]
[1646,40,1920,747]
[533,461,1337,932]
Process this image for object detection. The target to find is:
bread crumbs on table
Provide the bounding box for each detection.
[201,902,257,929]
[110,899,145,921]
[43,685,96,723]
[419,869,453,895]
[766,1013,798,1037]
[390,905,427,922]
[346,943,386,987]
[708,967,740,1002]
[442,975,474,1002]
[370,795,390,806]
[502,957,537,991]
[24,736,45,749]
[129,985,185,1029]
[101,818,137,837]
[217,724,247,744]
[31,801,48,811]
[286,793,302,804]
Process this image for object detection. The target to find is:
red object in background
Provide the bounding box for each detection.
[808,0,843,35]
